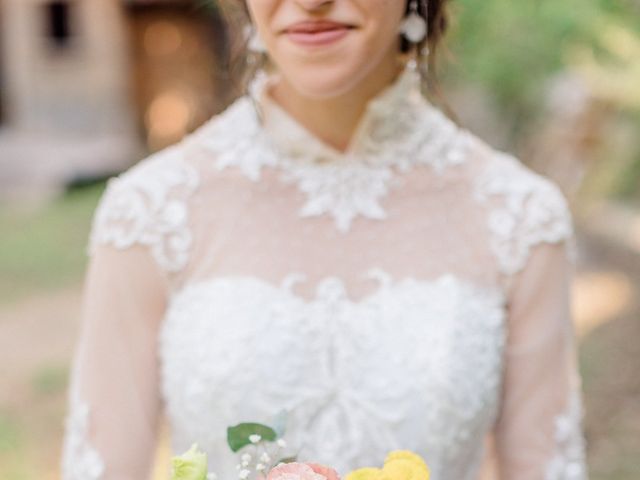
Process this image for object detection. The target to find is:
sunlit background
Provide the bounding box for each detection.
[0,0,639,479]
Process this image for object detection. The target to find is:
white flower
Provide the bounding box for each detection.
[242,461,250,467]
[256,463,266,471]
[249,434,262,444]
[241,453,252,462]
[260,452,271,463]
[239,469,252,480]
[276,439,287,448]
[207,474,218,480]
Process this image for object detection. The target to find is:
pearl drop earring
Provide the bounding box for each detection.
[399,0,428,44]
[245,24,267,53]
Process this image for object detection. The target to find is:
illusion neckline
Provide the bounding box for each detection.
[193,62,472,232]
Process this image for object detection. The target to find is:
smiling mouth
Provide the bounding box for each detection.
[283,21,356,47]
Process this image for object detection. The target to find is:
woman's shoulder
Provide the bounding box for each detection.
[87,141,201,273]
[183,95,276,182]
[464,135,576,276]
[86,95,268,272]
[106,141,200,192]
[186,95,258,152]
[470,138,569,206]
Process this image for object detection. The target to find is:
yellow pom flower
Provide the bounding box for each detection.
[382,451,429,480]
[345,467,390,480]
[345,451,429,480]
[384,451,427,468]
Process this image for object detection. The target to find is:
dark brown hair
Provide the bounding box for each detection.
[218,0,451,97]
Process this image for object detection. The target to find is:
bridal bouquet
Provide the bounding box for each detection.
[170,421,430,480]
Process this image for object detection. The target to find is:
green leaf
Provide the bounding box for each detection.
[275,456,298,465]
[226,423,277,452]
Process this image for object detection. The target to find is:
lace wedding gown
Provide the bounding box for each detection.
[61,66,588,480]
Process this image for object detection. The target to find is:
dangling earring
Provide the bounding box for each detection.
[245,24,268,54]
[399,0,428,44]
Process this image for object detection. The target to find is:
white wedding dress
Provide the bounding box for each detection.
[61,66,588,480]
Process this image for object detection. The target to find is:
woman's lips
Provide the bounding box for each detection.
[283,21,354,47]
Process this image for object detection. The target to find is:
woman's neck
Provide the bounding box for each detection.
[268,55,405,153]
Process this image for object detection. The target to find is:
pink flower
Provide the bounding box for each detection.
[267,463,341,480]
[307,463,341,480]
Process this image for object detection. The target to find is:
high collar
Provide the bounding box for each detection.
[196,63,473,233]
[247,64,429,166]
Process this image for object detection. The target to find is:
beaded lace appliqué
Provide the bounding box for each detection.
[87,145,199,272]
[474,151,575,276]
[545,387,588,480]
[199,69,473,233]
[282,164,393,232]
[61,389,105,480]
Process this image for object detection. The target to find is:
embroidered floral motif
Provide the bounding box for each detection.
[87,145,200,272]
[160,270,506,480]
[358,82,472,175]
[198,98,279,182]
[545,387,588,480]
[61,389,105,480]
[279,163,393,232]
[474,151,576,276]
[198,67,472,233]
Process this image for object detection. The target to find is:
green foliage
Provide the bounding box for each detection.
[446,0,640,115]
[31,364,69,396]
[613,154,640,202]
[0,413,21,452]
[226,422,278,452]
[0,182,105,305]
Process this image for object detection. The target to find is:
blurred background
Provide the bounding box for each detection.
[0,0,638,478]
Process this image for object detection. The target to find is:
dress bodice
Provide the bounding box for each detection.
[161,272,505,480]
[61,66,588,480]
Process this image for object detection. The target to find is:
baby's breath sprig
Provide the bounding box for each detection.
[227,421,299,480]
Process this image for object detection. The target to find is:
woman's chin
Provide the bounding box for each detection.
[278,64,373,100]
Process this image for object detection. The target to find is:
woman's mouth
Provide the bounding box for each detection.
[283,20,355,47]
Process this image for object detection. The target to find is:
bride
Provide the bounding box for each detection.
[61,1,588,479]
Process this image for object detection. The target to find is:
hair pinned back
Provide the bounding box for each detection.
[216,0,452,100]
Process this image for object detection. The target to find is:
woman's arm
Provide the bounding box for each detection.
[493,240,588,479]
[59,146,197,479]
[61,243,167,480]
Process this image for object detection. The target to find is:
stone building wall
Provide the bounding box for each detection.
[0,0,225,202]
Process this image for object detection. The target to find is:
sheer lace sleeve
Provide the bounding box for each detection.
[484,155,588,479]
[61,245,167,480]
[494,239,588,479]
[86,144,199,273]
[60,146,198,479]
